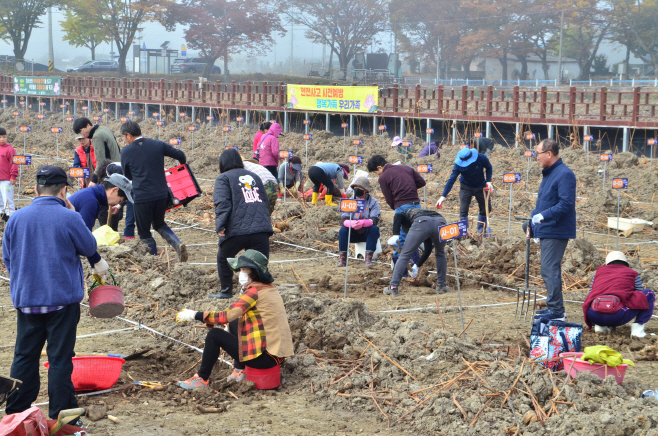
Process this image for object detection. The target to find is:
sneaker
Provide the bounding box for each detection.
[177,373,209,390]
[436,285,450,295]
[383,286,399,297]
[227,368,245,382]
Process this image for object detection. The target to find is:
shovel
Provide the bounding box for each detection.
[484,187,492,236]
[49,407,85,435]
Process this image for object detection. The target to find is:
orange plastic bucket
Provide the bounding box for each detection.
[245,364,281,390]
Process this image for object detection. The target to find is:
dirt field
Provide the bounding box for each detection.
[0,108,658,435]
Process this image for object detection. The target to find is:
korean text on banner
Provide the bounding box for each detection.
[14,76,61,96]
[287,85,378,113]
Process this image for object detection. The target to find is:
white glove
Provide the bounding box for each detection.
[92,259,109,278]
[410,264,419,279]
[532,213,544,225]
[436,196,446,208]
[486,182,494,193]
[176,309,197,323]
[387,235,399,247]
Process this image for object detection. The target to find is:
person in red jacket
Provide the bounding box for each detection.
[72,135,96,188]
[0,128,18,221]
[252,122,271,160]
[582,251,654,338]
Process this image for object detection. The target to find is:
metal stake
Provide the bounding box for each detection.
[343,212,353,298]
[616,188,621,251]
[507,183,513,235]
[452,239,466,334]
[602,161,607,189]
[16,166,21,209]
[526,157,530,193]
[284,160,287,203]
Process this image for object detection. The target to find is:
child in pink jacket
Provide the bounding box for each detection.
[0,128,18,221]
[257,122,283,178]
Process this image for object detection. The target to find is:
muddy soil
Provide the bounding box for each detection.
[0,110,658,435]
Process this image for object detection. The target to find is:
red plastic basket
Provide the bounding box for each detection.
[245,364,281,390]
[44,356,125,391]
[165,163,202,211]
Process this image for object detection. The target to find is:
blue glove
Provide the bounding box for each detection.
[532,213,544,225]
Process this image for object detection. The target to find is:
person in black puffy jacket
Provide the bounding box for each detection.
[212,148,273,299]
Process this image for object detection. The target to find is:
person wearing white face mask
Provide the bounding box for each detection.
[174,250,293,389]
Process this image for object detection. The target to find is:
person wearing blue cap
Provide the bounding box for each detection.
[436,147,493,233]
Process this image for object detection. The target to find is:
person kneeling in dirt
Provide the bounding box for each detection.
[308,162,349,206]
[278,155,304,199]
[336,176,380,268]
[213,149,273,299]
[243,158,278,216]
[436,147,493,234]
[582,251,654,338]
[175,250,294,388]
[383,208,449,297]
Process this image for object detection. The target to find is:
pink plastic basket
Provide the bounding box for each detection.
[560,352,629,384]
[44,356,125,391]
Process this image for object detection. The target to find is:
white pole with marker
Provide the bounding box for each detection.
[601,154,611,189]
[438,219,469,335]
[612,178,628,251]
[303,134,312,171]
[416,164,433,208]
[503,173,521,235]
[340,199,365,298]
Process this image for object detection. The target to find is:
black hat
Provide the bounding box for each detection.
[36,165,71,186]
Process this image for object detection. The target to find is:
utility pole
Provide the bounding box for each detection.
[436,34,440,82]
[557,10,564,86]
[48,7,54,71]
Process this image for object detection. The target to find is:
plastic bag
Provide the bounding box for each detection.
[92,225,120,246]
[529,318,582,371]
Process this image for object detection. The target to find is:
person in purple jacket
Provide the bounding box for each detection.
[417,142,440,158]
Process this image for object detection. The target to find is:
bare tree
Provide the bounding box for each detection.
[0,0,57,61]
[282,0,388,75]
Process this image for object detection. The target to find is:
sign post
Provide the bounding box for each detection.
[612,178,628,250]
[648,138,656,170]
[156,120,165,140]
[340,199,366,298]
[206,115,214,136]
[51,127,62,158]
[341,123,348,153]
[169,138,181,149]
[524,150,535,193]
[103,107,110,124]
[352,139,362,158]
[348,155,362,177]
[223,126,231,149]
[66,116,74,132]
[13,76,61,96]
[12,155,31,208]
[401,140,412,164]
[13,111,21,132]
[503,173,522,234]
[39,101,46,114]
[426,128,434,147]
[188,125,198,152]
[179,113,187,137]
[236,116,243,139]
[303,134,312,170]
[416,164,433,208]
[19,126,30,154]
[1,99,7,111]
[379,124,387,148]
[279,151,293,202]
[474,132,483,153]
[37,113,46,128]
[600,154,612,189]
[584,134,594,165]
[82,105,88,118]
[439,219,469,333]
[69,167,90,188]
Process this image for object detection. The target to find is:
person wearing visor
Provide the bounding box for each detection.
[175,250,293,389]
[336,176,380,268]
[3,165,97,422]
[68,173,133,278]
[307,162,349,206]
[277,155,304,199]
[436,146,493,234]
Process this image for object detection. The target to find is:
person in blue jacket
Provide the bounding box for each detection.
[2,166,98,423]
[531,139,576,321]
[436,147,493,233]
[68,173,133,277]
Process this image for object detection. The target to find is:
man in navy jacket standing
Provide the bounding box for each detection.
[3,166,98,422]
[120,121,188,261]
[531,139,577,321]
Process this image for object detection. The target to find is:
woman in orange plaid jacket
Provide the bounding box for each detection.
[174,249,294,389]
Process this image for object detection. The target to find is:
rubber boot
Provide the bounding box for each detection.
[364,251,374,268]
[141,237,158,255]
[477,215,487,234]
[311,192,319,205]
[631,322,647,338]
[336,252,347,267]
[210,286,233,299]
[157,226,188,262]
[325,194,337,206]
[594,325,611,333]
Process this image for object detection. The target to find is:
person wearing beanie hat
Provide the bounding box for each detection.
[0,127,18,221]
[336,176,380,268]
[174,250,293,389]
[307,162,348,206]
[581,251,654,338]
[436,146,493,234]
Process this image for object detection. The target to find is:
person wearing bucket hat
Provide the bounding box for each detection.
[307,162,348,206]
[581,251,654,338]
[336,176,380,268]
[68,173,132,277]
[437,146,493,234]
[277,155,304,199]
[391,136,413,158]
[3,165,97,420]
[175,250,293,389]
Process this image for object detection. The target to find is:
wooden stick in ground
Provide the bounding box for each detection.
[486,318,511,344]
[371,394,390,428]
[469,396,494,426]
[290,266,309,293]
[436,297,448,331]
[358,334,417,381]
[453,394,467,420]
[458,318,474,339]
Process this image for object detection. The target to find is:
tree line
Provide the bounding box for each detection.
[0,0,656,80]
